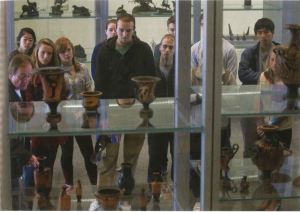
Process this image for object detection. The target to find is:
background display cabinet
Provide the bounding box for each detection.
[1,0,300,210]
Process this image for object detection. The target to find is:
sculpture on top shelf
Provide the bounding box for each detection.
[20,0,39,18]
[116,5,127,17]
[72,5,91,17]
[33,66,69,129]
[49,0,64,16]
[131,0,173,15]
[273,24,300,102]
[226,24,255,42]
[131,75,160,114]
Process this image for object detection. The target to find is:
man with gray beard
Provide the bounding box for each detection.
[147,34,175,182]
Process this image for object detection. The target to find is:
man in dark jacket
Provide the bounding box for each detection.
[8,54,39,209]
[147,34,175,183]
[238,18,280,157]
[94,13,156,186]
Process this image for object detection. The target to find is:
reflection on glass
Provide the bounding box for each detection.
[81,111,100,129]
[10,102,34,123]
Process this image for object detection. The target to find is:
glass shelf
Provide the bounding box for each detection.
[193,85,300,117]
[14,12,97,21]
[8,97,202,138]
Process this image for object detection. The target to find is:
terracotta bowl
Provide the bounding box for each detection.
[95,188,120,210]
[80,91,102,111]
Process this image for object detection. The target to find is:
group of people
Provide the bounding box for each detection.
[8,11,291,209]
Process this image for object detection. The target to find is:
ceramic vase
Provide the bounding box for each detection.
[151,172,163,202]
[251,125,285,180]
[118,162,135,195]
[80,91,102,111]
[34,156,52,197]
[131,76,160,112]
[95,188,120,210]
[75,179,82,203]
[58,186,71,210]
[273,24,300,101]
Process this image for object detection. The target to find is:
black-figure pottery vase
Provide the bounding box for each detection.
[34,66,69,129]
[273,24,300,107]
[80,91,102,111]
[131,75,160,113]
[251,125,286,180]
[118,162,135,196]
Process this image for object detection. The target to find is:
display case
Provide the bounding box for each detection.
[2,0,300,210]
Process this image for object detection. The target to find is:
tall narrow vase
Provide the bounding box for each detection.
[273,24,300,104]
[34,66,69,129]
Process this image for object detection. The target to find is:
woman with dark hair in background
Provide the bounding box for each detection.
[9,27,37,61]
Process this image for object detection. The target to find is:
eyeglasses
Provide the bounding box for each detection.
[162,45,174,50]
[14,73,32,80]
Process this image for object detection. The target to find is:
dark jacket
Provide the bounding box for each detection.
[8,80,32,180]
[94,36,156,99]
[91,40,106,79]
[238,41,280,85]
[155,58,175,98]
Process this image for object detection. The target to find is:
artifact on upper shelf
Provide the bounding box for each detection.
[131,75,160,113]
[240,176,250,194]
[33,66,69,129]
[75,179,82,203]
[94,188,121,210]
[10,102,34,123]
[139,188,148,210]
[20,0,39,18]
[57,185,71,210]
[80,91,102,111]
[151,172,163,202]
[251,124,290,181]
[49,0,64,16]
[74,44,87,62]
[72,5,91,17]
[228,24,234,41]
[34,156,52,197]
[118,162,135,195]
[244,0,252,9]
[273,24,300,103]
[132,0,158,15]
[156,0,173,14]
[116,5,127,17]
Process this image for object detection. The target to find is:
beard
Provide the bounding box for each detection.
[160,54,173,69]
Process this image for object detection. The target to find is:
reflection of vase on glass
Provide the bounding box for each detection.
[33,156,52,197]
[94,188,121,210]
[57,185,71,210]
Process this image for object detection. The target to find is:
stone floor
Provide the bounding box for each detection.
[48,117,300,210]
